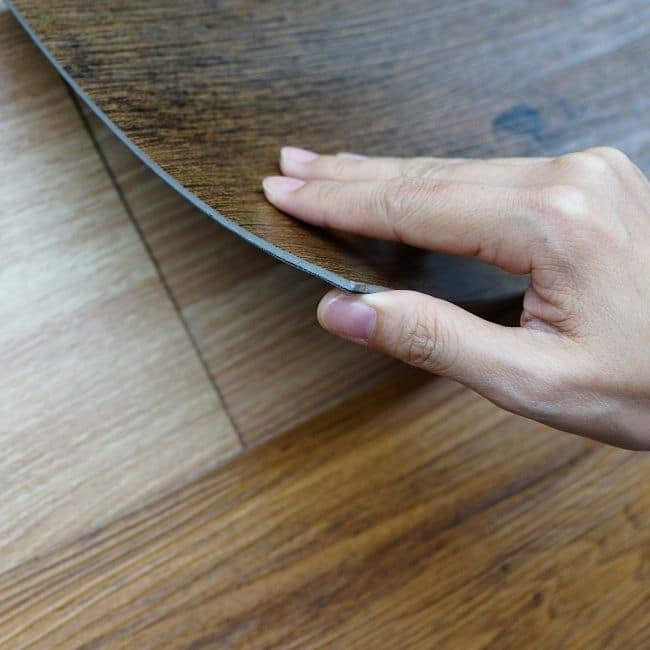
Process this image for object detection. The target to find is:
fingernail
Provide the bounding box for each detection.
[336,152,368,161]
[281,146,319,164]
[262,176,306,195]
[318,292,377,343]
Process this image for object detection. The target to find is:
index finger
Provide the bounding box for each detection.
[262,175,543,274]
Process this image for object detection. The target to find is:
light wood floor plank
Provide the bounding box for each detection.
[81,108,399,445]
[0,15,241,573]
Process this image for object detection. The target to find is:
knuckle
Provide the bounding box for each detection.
[402,311,439,368]
[553,151,614,178]
[312,181,345,225]
[586,146,631,166]
[538,184,592,223]
[386,176,430,209]
[314,180,340,205]
[376,177,436,237]
[537,183,627,249]
[398,308,457,374]
[330,156,351,177]
[403,158,444,178]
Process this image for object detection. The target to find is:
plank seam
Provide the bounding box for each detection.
[66,84,247,450]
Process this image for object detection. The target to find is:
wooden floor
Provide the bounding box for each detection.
[1,10,649,649]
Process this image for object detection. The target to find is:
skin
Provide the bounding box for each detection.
[262,146,650,450]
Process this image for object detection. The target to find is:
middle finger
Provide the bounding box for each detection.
[279,147,550,187]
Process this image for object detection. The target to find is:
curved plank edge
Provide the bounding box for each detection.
[4,0,370,293]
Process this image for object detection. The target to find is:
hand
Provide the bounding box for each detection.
[262,146,650,449]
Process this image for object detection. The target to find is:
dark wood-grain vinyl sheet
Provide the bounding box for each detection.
[9,0,649,295]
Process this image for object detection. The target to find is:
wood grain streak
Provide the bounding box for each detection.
[0,16,240,573]
[11,0,649,296]
[1,371,648,648]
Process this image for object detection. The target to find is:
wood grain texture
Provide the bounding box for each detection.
[2,10,649,648]
[1,368,648,648]
[0,15,240,572]
[12,1,649,297]
[79,106,400,445]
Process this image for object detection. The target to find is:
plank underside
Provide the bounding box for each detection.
[9,0,649,296]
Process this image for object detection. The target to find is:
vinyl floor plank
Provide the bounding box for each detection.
[0,15,241,573]
[1,370,647,648]
[13,1,650,295]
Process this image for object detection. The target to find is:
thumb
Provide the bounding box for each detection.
[317,289,559,413]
